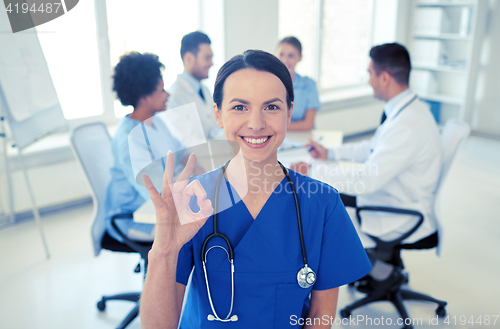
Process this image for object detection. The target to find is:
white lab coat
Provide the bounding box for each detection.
[165,74,220,147]
[328,91,442,244]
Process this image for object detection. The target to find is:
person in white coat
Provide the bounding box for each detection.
[308,43,442,246]
[305,43,442,288]
[166,31,222,147]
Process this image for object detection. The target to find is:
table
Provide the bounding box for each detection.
[279,129,343,151]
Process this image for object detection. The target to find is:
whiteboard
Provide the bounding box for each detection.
[0,7,67,149]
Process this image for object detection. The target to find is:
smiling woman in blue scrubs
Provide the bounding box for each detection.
[276,37,321,131]
[140,50,371,329]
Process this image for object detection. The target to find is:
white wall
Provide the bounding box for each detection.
[199,0,280,91]
[472,0,500,136]
[223,0,279,58]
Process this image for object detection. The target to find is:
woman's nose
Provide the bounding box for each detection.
[247,111,265,131]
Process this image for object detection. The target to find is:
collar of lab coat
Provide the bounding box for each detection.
[384,89,414,120]
[179,71,202,94]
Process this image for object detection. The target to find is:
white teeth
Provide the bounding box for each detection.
[243,136,269,144]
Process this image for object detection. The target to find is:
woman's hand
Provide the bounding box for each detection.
[306,139,328,160]
[143,151,213,256]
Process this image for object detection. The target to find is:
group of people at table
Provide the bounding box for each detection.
[104,31,442,328]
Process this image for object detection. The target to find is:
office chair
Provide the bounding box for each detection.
[70,122,152,329]
[340,119,471,329]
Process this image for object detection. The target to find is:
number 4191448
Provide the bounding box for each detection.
[6,2,62,14]
[443,315,498,326]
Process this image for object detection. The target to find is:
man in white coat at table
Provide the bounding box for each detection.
[166,31,222,147]
[308,43,442,249]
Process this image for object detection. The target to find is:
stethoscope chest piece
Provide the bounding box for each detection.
[297,265,316,289]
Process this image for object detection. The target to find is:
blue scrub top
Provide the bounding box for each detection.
[176,168,372,328]
[291,73,321,123]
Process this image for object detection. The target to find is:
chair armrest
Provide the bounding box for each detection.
[110,213,152,259]
[356,206,424,260]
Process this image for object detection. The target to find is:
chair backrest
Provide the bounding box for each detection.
[433,119,470,254]
[70,122,113,257]
[435,119,471,194]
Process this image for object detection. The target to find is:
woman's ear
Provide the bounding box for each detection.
[213,103,223,128]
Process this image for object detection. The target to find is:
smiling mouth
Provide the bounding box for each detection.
[241,136,271,145]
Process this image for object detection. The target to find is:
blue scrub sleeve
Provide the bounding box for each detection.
[306,79,321,111]
[313,193,372,290]
[176,239,194,286]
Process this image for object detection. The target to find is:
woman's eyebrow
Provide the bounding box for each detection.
[229,98,250,104]
[229,97,284,105]
[263,98,284,105]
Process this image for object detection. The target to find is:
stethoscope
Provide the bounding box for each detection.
[201,160,316,322]
[389,94,418,121]
[372,94,418,154]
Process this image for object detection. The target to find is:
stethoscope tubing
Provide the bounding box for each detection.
[200,161,234,263]
[202,246,236,322]
[278,161,309,267]
[393,95,418,120]
[201,160,309,266]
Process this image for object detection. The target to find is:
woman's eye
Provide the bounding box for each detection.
[266,104,279,110]
[234,105,245,111]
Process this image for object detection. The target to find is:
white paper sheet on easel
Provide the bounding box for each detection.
[0,11,59,122]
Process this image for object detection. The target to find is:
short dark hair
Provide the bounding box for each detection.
[213,50,294,110]
[112,52,164,108]
[279,36,302,55]
[369,43,411,86]
[180,31,211,60]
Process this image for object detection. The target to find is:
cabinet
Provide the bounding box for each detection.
[407,0,488,124]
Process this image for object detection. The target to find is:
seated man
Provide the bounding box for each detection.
[105,51,186,243]
[307,43,442,286]
[166,31,223,146]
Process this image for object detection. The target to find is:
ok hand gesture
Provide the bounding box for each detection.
[143,151,213,255]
